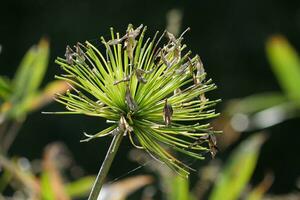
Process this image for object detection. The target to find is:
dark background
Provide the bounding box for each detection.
[1,0,300,197]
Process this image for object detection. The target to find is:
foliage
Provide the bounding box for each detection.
[266,35,300,105]
[209,134,266,200]
[0,38,69,152]
[0,39,68,121]
[0,143,152,200]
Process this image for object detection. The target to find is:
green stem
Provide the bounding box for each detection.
[88,132,124,200]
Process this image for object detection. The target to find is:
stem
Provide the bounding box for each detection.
[88,132,124,200]
[2,120,24,152]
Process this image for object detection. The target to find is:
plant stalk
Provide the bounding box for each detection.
[88,132,124,200]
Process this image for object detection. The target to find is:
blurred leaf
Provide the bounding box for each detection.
[246,173,274,200]
[65,176,95,198]
[12,38,49,101]
[0,169,13,192]
[41,172,55,200]
[248,102,298,130]
[169,175,195,200]
[41,142,70,200]
[266,35,300,105]
[99,175,153,200]
[227,92,288,115]
[0,154,40,195]
[209,133,267,200]
[0,76,11,101]
[222,92,298,133]
[129,149,196,200]
[3,38,50,119]
[28,80,69,111]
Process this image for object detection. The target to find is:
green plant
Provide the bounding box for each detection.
[0,142,152,200]
[0,39,68,153]
[50,24,220,199]
[130,133,267,200]
[209,133,266,200]
[218,35,300,136]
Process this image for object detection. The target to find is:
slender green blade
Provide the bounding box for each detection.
[266,35,300,105]
[169,175,191,200]
[5,38,50,118]
[209,133,266,200]
[12,38,49,101]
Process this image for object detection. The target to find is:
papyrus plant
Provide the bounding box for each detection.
[51,24,220,199]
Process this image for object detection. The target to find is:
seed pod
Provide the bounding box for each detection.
[176,59,191,75]
[135,69,147,83]
[195,57,205,85]
[111,115,133,136]
[125,85,138,111]
[107,37,126,45]
[107,24,143,60]
[189,132,218,158]
[124,24,144,60]
[75,43,86,63]
[163,98,173,126]
[65,45,74,65]
[205,133,219,158]
[164,28,190,66]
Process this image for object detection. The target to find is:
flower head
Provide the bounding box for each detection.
[54,24,220,177]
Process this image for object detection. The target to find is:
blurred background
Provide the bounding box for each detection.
[1,0,300,199]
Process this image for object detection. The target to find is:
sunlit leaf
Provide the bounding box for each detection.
[266,35,300,105]
[65,176,95,198]
[4,38,50,119]
[226,92,288,115]
[226,93,298,131]
[12,38,49,101]
[168,175,195,200]
[209,133,267,200]
[41,172,55,200]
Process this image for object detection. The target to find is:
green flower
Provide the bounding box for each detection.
[53,24,220,177]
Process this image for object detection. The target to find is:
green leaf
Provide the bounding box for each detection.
[12,38,49,101]
[168,175,194,200]
[41,172,55,200]
[209,133,266,200]
[266,35,300,105]
[0,169,13,192]
[5,38,50,119]
[65,176,95,198]
[226,92,288,115]
[0,76,11,101]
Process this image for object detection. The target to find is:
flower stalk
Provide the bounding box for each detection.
[88,132,124,200]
